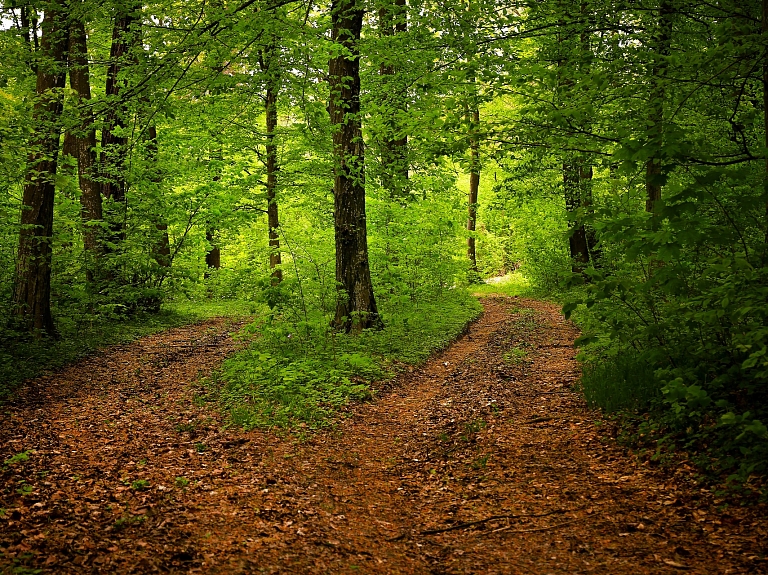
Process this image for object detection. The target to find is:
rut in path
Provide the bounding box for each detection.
[1,297,767,575]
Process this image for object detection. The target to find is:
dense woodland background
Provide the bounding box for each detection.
[1,0,767,494]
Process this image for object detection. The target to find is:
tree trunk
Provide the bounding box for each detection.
[763,0,768,253]
[579,164,599,263]
[64,17,102,285]
[12,4,68,337]
[645,0,672,218]
[564,160,589,274]
[379,0,408,200]
[204,146,223,280]
[261,44,282,283]
[204,228,221,277]
[19,5,38,72]
[559,1,599,275]
[467,106,480,276]
[101,3,138,238]
[329,0,382,333]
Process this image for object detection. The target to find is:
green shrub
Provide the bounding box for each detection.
[217,290,482,429]
[580,351,661,413]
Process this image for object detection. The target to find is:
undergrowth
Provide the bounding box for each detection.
[215,290,482,430]
[580,350,662,413]
[568,283,768,501]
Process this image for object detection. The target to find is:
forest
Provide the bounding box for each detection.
[2,0,768,557]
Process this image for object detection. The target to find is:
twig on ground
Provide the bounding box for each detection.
[524,414,577,424]
[486,518,582,535]
[420,507,574,536]
[386,532,409,542]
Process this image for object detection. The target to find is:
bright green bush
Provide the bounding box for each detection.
[217,290,482,429]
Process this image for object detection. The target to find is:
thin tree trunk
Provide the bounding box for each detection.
[204,228,221,277]
[379,0,408,199]
[64,17,102,285]
[12,4,68,337]
[101,3,138,239]
[467,106,480,275]
[579,1,599,266]
[261,44,283,283]
[19,6,38,72]
[329,0,382,333]
[579,164,599,264]
[763,0,768,253]
[204,146,222,280]
[564,160,589,274]
[645,0,672,218]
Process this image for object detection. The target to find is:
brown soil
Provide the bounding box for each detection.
[1,297,766,574]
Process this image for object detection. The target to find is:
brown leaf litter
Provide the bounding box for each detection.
[1,298,766,574]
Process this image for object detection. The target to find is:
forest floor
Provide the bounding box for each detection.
[1,296,767,575]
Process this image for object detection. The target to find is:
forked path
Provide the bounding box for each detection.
[1,298,767,574]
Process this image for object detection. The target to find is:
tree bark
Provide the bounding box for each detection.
[559,1,599,274]
[12,4,68,337]
[467,106,480,276]
[645,0,672,218]
[19,5,38,72]
[204,228,221,276]
[101,3,138,238]
[564,160,589,274]
[329,0,382,333]
[260,43,282,283]
[204,146,222,280]
[763,0,768,253]
[64,17,102,285]
[379,0,408,200]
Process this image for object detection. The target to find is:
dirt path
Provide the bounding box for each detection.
[1,298,766,574]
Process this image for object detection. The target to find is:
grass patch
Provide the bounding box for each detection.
[580,350,662,412]
[217,290,482,430]
[471,273,531,297]
[0,298,255,402]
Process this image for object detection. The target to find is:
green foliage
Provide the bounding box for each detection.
[1,0,766,494]
[130,479,150,491]
[218,290,481,429]
[2,451,31,469]
[580,351,661,413]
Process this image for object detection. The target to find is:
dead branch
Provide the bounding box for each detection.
[420,507,570,536]
[485,518,582,535]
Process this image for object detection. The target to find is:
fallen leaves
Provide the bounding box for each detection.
[0,302,767,574]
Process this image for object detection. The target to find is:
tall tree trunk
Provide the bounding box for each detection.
[763,0,768,253]
[19,5,38,72]
[578,1,599,266]
[645,0,672,219]
[467,106,480,276]
[64,17,102,285]
[260,44,282,283]
[100,3,138,239]
[329,0,382,333]
[559,1,599,274]
[378,0,408,200]
[12,4,68,337]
